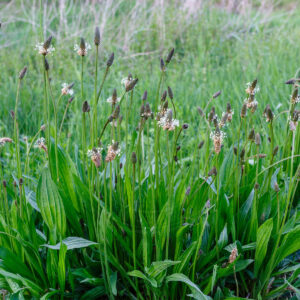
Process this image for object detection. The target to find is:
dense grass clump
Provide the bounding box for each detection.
[0,2,299,299]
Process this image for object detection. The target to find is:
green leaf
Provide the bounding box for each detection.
[254,218,273,277]
[146,260,181,279]
[36,168,66,239]
[127,270,157,288]
[58,242,67,294]
[42,237,97,250]
[166,273,210,300]
[275,225,300,266]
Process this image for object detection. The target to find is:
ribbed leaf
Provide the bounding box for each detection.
[254,218,273,276]
[36,169,66,239]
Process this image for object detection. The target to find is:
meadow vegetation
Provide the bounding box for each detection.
[0,0,299,299]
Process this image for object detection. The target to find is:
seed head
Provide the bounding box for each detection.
[82,101,90,113]
[105,141,120,162]
[233,147,237,156]
[87,147,102,168]
[255,133,261,146]
[107,52,114,67]
[240,148,245,160]
[126,78,138,92]
[2,180,7,188]
[219,112,228,128]
[208,166,217,177]
[74,38,91,56]
[113,105,120,119]
[254,182,260,190]
[161,90,167,102]
[285,78,300,85]
[274,182,280,192]
[182,123,189,130]
[94,26,101,46]
[168,86,173,99]
[142,90,148,101]
[266,107,274,122]
[131,152,137,164]
[43,36,52,49]
[248,128,255,141]
[291,88,299,104]
[198,140,204,149]
[229,247,238,263]
[19,67,27,79]
[40,124,46,131]
[240,103,247,118]
[166,48,175,64]
[197,107,204,117]
[273,146,278,157]
[160,58,165,71]
[213,90,221,99]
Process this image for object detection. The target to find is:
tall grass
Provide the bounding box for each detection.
[0,1,299,299]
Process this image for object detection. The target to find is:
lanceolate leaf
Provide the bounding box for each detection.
[166,273,210,300]
[36,168,66,240]
[42,237,97,250]
[254,218,273,277]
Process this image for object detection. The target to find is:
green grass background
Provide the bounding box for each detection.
[0,0,299,145]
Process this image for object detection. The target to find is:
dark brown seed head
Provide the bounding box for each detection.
[266,108,274,122]
[166,109,173,122]
[142,90,148,101]
[107,52,114,67]
[140,103,145,116]
[213,90,221,99]
[263,104,270,117]
[273,146,278,157]
[166,48,175,64]
[145,102,151,114]
[240,148,245,160]
[233,147,237,155]
[254,182,260,190]
[2,180,7,188]
[112,141,119,151]
[163,100,169,111]
[213,116,218,128]
[255,133,261,146]
[44,58,50,71]
[19,66,27,79]
[10,110,15,119]
[126,78,138,92]
[248,128,255,141]
[80,38,86,50]
[208,166,217,177]
[113,105,120,119]
[226,102,232,113]
[168,86,173,99]
[160,58,165,71]
[176,145,181,151]
[68,96,74,104]
[43,36,53,50]
[285,78,299,85]
[198,141,204,149]
[82,101,90,113]
[197,107,204,117]
[251,78,258,90]
[182,123,189,130]
[241,103,247,118]
[94,26,101,46]
[112,88,117,102]
[161,90,167,102]
[131,152,137,164]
